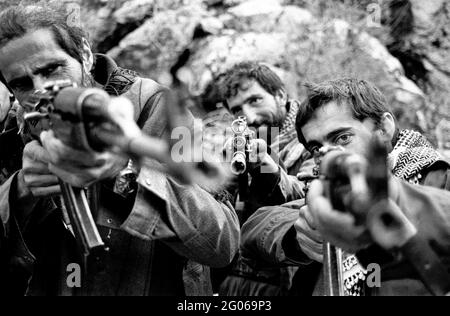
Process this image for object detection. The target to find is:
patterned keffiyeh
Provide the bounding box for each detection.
[279,100,300,137]
[390,130,443,184]
[271,100,303,166]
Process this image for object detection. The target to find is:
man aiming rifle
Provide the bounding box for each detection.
[242,78,450,296]
[0,4,239,296]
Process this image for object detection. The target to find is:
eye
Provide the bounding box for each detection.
[335,133,353,146]
[42,65,62,78]
[249,97,262,105]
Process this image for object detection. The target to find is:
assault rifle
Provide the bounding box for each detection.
[316,139,450,296]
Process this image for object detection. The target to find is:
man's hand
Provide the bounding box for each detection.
[18,140,60,198]
[224,137,278,175]
[307,180,372,253]
[40,130,128,188]
[294,205,324,263]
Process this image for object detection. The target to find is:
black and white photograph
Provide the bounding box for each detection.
[0,0,449,303]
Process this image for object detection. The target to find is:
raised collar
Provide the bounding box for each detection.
[91,54,119,87]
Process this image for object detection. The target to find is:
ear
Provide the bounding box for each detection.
[81,38,94,73]
[379,112,396,143]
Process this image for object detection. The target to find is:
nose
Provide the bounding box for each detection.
[242,105,258,126]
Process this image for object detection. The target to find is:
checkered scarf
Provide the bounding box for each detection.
[390,130,443,184]
[280,100,300,137]
[271,99,301,158]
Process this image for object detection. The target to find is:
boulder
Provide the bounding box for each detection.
[223,2,314,33]
[113,0,156,24]
[384,0,450,137]
[108,2,211,78]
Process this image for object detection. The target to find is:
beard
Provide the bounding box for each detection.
[256,101,287,128]
[271,104,287,128]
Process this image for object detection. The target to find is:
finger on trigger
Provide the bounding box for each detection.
[32,185,61,197]
[24,174,59,187]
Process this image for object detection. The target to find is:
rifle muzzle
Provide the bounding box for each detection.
[231,151,247,175]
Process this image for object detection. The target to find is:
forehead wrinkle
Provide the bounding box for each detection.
[0,29,64,81]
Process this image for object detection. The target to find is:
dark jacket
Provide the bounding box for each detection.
[0,55,240,296]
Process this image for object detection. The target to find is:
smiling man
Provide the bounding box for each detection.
[242,78,450,296]
[221,62,310,216]
[0,4,239,296]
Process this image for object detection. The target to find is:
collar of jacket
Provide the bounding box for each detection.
[91,54,140,96]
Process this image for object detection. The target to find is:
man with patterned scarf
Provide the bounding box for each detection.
[241,78,450,296]
[218,62,313,296]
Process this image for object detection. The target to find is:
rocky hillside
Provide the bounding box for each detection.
[0,0,449,150]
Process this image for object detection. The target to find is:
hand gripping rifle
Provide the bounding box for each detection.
[316,139,450,296]
[21,80,191,270]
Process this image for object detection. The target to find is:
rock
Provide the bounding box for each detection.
[198,16,225,36]
[357,30,403,74]
[383,0,450,138]
[184,32,290,94]
[228,0,283,17]
[410,0,446,30]
[113,0,155,24]
[354,27,425,113]
[108,3,211,78]
[224,2,314,33]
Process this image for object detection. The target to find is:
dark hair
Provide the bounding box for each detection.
[220,62,285,108]
[296,78,397,147]
[0,4,88,74]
